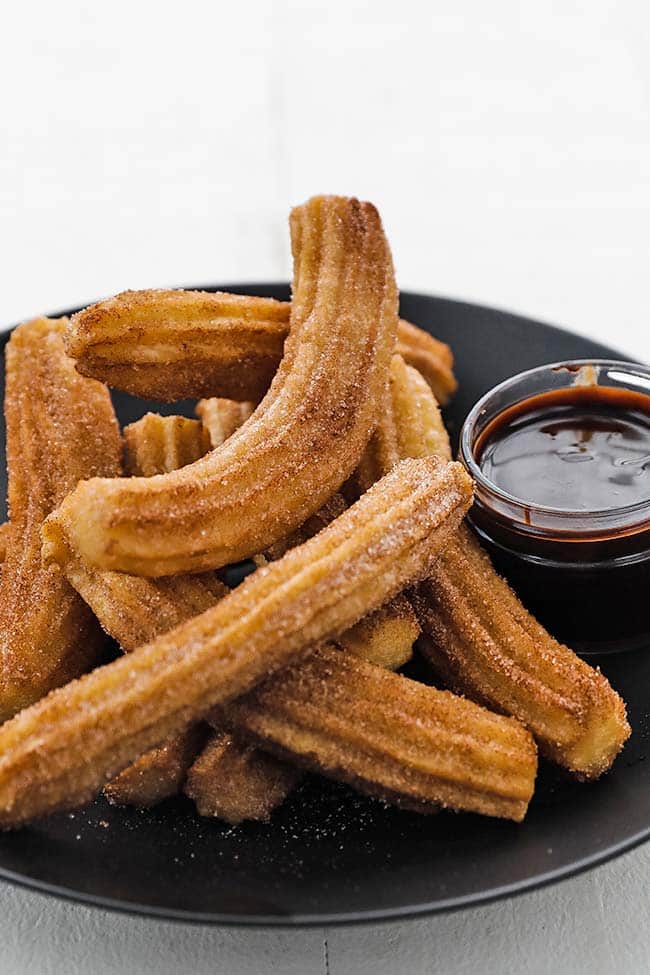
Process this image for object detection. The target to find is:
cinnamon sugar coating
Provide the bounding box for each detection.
[195,397,255,446]
[47,196,401,575]
[0,523,9,563]
[96,415,228,807]
[0,456,471,827]
[52,406,421,817]
[185,592,419,824]
[0,318,121,720]
[104,723,209,808]
[67,287,456,405]
[123,414,211,477]
[185,730,302,823]
[218,644,537,823]
[355,355,451,493]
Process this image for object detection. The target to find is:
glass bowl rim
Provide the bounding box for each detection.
[459,358,650,524]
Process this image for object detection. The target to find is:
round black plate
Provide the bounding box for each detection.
[0,286,647,926]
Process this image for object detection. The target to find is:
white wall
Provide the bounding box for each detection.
[1,2,648,361]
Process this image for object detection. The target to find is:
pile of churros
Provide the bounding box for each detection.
[0,195,630,830]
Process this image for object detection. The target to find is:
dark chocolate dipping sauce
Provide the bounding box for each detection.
[475,386,650,512]
[463,374,650,656]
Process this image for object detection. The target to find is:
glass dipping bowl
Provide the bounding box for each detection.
[459,360,650,655]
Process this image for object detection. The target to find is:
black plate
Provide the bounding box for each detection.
[0,286,647,926]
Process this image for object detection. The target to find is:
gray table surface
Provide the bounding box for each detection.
[1,2,649,971]
[1,846,648,974]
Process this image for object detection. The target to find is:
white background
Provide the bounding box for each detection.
[1,2,649,973]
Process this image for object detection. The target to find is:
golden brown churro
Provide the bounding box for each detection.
[104,724,209,808]
[185,591,420,823]
[368,354,630,778]
[415,541,630,779]
[355,355,451,493]
[217,644,537,822]
[102,414,226,806]
[0,456,474,827]
[67,289,456,405]
[186,730,302,823]
[47,196,401,576]
[395,317,457,405]
[196,397,255,447]
[123,414,211,477]
[337,594,418,672]
[56,406,417,816]
[66,290,290,403]
[0,522,9,563]
[0,318,121,720]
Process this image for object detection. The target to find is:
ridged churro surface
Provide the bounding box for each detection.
[66,290,289,402]
[104,723,208,808]
[395,318,457,404]
[415,533,630,779]
[79,413,224,804]
[337,593,418,672]
[123,414,211,476]
[0,318,121,720]
[186,591,420,823]
[219,644,537,822]
[369,351,630,778]
[356,355,451,493]
[0,457,471,826]
[185,730,302,823]
[67,288,456,405]
[56,406,420,816]
[47,196,401,575]
[196,398,255,447]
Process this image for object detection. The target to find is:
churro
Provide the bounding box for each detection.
[355,354,451,493]
[104,723,209,808]
[47,196,401,576]
[0,318,121,720]
[67,290,456,405]
[123,413,211,476]
[66,290,290,403]
[337,593,418,672]
[217,644,537,822]
[186,730,302,823]
[190,398,419,821]
[56,407,417,815]
[395,317,457,405]
[78,413,226,806]
[185,592,419,823]
[0,456,473,827]
[368,356,630,778]
[195,397,255,446]
[415,542,629,779]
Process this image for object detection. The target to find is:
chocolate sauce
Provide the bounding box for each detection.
[475,386,650,512]
[468,383,650,655]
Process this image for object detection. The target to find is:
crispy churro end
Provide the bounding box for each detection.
[562,696,631,781]
[40,513,73,570]
[44,479,119,571]
[446,460,474,510]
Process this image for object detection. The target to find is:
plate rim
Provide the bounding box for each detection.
[0,284,647,927]
[0,821,649,928]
